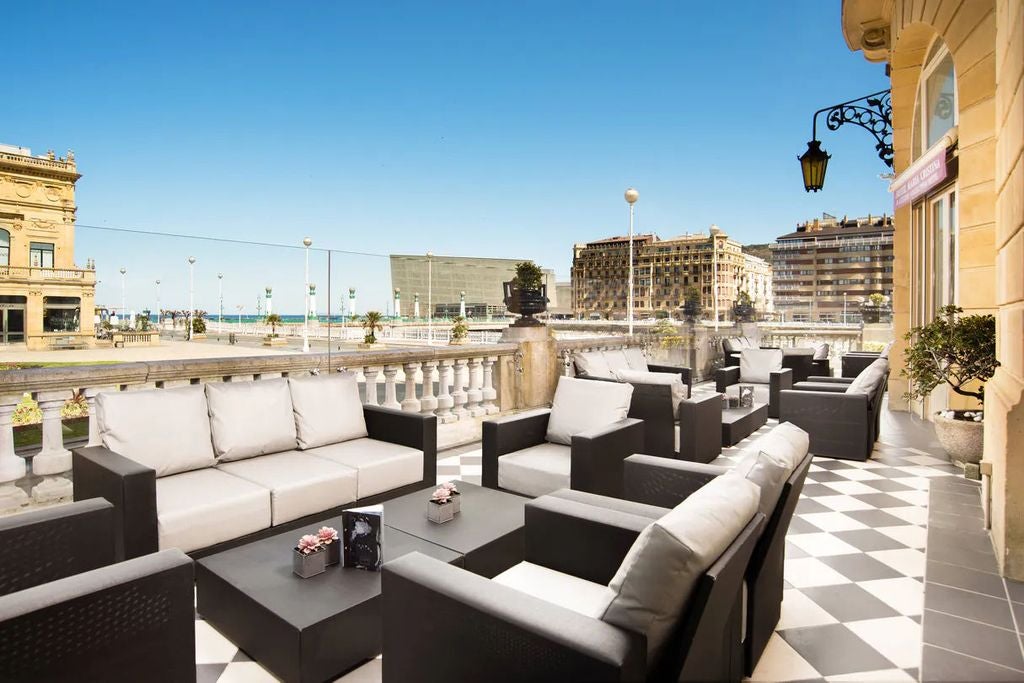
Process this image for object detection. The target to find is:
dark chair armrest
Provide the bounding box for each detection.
[525,494,650,585]
[768,369,794,419]
[571,417,645,498]
[648,364,693,397]
[0,499,115,595]
[623,454,728,508]
[482,409,551,489]
[677,393,724,463]
[792,381,849,393]
[364,405,438,486]
[72,446,157,561]
[0,549,195,682]
[807,376,853,384]
[715,366,740,392]
[382,552,645,682]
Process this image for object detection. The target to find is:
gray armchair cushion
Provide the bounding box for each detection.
[846,358,889,395]
[546,376,633,446]
[207,378,297,461]
[97,385,215,478]
[624,347,649,371]
[613,367,687,415]
[573,351,614,379]
[498,442,571,497]
[288,372,367,449]
[740,348,783,384]
[601,474,760,664]
[813,343,830,360]
[726,450,789,518]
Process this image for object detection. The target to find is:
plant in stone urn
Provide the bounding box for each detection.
[503,261,548,327]
[902,305,998,469]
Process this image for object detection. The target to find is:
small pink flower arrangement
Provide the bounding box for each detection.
[430,487,453,504]
[441,481,458,494]
[317,526,338,545]
[296,534,323,555]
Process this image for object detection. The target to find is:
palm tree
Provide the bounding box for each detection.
[361,311,384,344]
[265,313,282,337]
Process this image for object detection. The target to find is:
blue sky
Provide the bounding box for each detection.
[6,1,892,314]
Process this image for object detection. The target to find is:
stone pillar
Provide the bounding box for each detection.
[32,390,74,502]
[382,366,401,410]
[499,325,559,410]
[420,361,438,415]
[363,367,380,406]
[465,357,484,416]
[435,360,455,423]
[401,362,421,412]
[0,395,28,510]
[481,356,499,414]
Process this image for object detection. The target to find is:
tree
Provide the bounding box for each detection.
[511,261,544,290]
[733,291,755,322]
[265,313,282,337]
[450,315,469,343]
[682,286,701,321]
[361,311,384,344]
[902,305,999,406]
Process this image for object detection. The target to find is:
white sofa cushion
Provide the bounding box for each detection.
[603,349,631,373]
[758,422,810,470]
[727,449,790,518]
[494,561,613,619]
[846,359,889,395]
[722,338,743,354]
[207,378,297,462]
[624,347,649,372]
[601,474,760,663]
[305,438,422,498]
[546,376,633,446]
[156,468,272,553]
[97,385,216,478]
[613,368,686,416]
[573,351,614,379]
[498,442,571,497]
[739,348,783,384]
[878,340,895,359]
[217,451,358,525]
[288,372,368,449]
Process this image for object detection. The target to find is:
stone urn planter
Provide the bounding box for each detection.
[933,410,984,465]
[503,282,548,327]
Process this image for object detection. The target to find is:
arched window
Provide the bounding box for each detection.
[0,229,9,267]
[912,39,957,159]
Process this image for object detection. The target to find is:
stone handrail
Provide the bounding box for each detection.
[0,266,94,281]
[0,151,76,171]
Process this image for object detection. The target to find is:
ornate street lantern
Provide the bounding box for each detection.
[799,140,831,192]
[799,89,892,192]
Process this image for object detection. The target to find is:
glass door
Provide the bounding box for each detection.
[2,308,25,343]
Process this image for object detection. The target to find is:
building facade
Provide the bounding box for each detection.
[389,254,555,318]
[571,227,772,320]
[841,0,1022,579]
[0,145,95,350]
[771,215,894,322]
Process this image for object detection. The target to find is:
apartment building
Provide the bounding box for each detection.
[771,214,894,322]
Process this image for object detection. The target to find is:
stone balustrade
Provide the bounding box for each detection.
[0,344,516,512]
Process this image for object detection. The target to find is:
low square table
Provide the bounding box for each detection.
[195,481,527,682]
[721,401,769,446]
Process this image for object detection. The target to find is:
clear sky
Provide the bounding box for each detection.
[5,1,893,315]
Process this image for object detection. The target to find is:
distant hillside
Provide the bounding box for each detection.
[742,243,772,262]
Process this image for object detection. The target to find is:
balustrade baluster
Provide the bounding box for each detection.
[31,390,74,502]
[435,360,455,423]
[382,366,401,410]
[401,362,422,412]
[451,358,469,419]
[0,394,28,510]
[481,356,498,414]
[363,367,380,406]
[420,361,438,415]
[465,357,484,416]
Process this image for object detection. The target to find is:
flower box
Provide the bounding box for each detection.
[293,547,327,579]
[427,500,455,524]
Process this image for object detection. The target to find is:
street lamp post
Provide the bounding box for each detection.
[302,237,312,353]
[119,267,127,321]
[624,188,639,335]
[218,273,223,335]
[426,251,433,345]
[843,293,847,325]
[187,257,196,341]
[155,279,161,329]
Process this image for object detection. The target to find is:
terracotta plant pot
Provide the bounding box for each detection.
[933,411,984,465]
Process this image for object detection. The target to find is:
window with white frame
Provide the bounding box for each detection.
[912,39,957,160]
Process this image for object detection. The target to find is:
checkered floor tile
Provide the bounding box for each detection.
[196,382,969,682]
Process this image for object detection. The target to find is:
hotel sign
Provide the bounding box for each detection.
[890,144,947,209]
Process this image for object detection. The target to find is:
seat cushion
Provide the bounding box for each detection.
[217,451,358,525]
[493,561,613,619]
[725,383,770,405]
[846,358,889,395]
[601,474,760,663]
[289,372,368,449]
[305,438,423,498]
[546,376,633,446]
[573,351,614,379]
[614,368,686,416]
[739,348,783,384]
[498,442,571,497]
[624,347,649,372]
[207,378,298,462]
[156,468,272,553]
[603,349,631,373]
[97,385,216,478]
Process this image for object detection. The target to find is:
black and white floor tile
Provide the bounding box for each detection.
[196,382,1014,682]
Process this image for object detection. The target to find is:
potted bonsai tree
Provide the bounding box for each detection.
[360,310,384,348]
[902,305,999,467]
[450,315,469,345]
[503,261,548,327]
[263,313,287,346]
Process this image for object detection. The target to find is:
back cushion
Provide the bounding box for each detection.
[573,351,613,379]
[97,385,215,478]
[601,474,760,662]
[879,340,895,359]
[722,338,741,354]
[603,349,630,373]
[623,347,649,372]
[613,368,686,416]
[726,450,789,518]
[206,378,297,461]
[738,337,754,348]
[758,422,811,470]
[289,372,368,449]
[813,342,830,360]
[846,359,889,395]
[739,348,783,384]
[546,376,633,445]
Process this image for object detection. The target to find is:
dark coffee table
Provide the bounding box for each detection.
[721,401,769,446]
[383,480,528,578]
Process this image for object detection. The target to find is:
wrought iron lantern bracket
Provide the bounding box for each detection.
[811,89,893,168]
